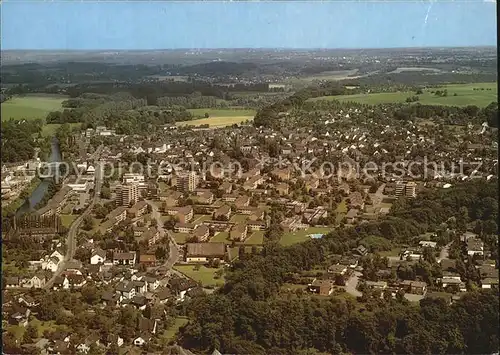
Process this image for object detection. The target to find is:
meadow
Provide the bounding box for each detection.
[177,108,256,128]
[174,265,225,287]
[280,227,334,247]
[308,82,497,107]
[1,95,66,121]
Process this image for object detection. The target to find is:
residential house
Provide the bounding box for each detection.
[345,209,359,224]
[175,222,197,233]
[400,280,427,295]
[127,201,148,218]
[348,192,365,210]
[177,206,194,224]
[90,248,106,265]
[234,195,250,209]
[113,252,137,266]
[214,205,231,220]
[219,181,232,194]
[5,277,20,288]
[243,175,264,190]
[193,225,210,242]
[308,279,334,296]
[276,183,289,196]
[365,281,388,290]
[106,335,124,349]
[230,224,248,242]
[22,274,46,289]
[481,277,499,289]
[52,275,70,290]
[467,238,484,257]
[139,254,157,267]
[185,243,226,263]
[247,220,267,231]
[353,245,368,257]
[116,282,136,300]
[419,241,437,248]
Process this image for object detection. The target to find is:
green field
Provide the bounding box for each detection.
[41,123,81,137]
[209,231,230,243]
[230,214,249,223]
[308,82,497,107]
[172,232,190,244]
[174,265,225,287]
[280,227,333,246]
[188,108,256,117]
[177,108,256,128]
[161,317,189,342]
[244,231,264,245]
[60,214,77,228]
[1,96,66,121]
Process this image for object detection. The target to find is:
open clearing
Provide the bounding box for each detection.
[60,214,77,228]
[161,317,189,342]
[308,82,497,107]
[177,108,255,128]
[280,227,333,246]
[174,265,225,287]
[1,96,66,121]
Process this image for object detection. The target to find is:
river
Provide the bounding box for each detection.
[16,138,62,216]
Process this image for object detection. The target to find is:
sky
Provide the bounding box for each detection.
[1,1,497,50]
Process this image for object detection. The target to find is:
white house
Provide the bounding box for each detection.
[21,274,46,289]
[42,256,61,272]
[50,250,64,262]
[467,238,484,257]
[133,336,149,346]
[90,249,106,265]
[419,241,437,248]
[116,282,136,300]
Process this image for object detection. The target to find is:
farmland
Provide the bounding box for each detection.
[177,108,255,127]
[1,95,66,121]
[308,82,497,107]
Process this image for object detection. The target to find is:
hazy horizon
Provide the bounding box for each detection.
[1,1,497,50]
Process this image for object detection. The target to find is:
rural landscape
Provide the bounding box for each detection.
[1,1,498,355]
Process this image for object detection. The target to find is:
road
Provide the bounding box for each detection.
[344,271,362,297]
[437,242,452,263]
[44,146,103,289]
[371,183,387,207]
[146,199,181,272]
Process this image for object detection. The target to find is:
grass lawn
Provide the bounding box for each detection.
[174,265,225,287]
[1,96,66,121]
[378,247,402,257]
[209,231,230,243]
[308,82,497,107]
[244,231,264,245]
[162,317,189,341]
[177,116,254,128]
[188,108,256,117]
[172,232,190,244]
[41,123,81,137]
[192,214,212,224]
[60,214,77,228]
[176,108,256,128]
[336,199,348,213]
[230,214,249,223]
[7,318,60,340]
[280,227,334,247]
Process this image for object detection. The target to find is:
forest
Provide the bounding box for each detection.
[177,180,499,354]
[1,119,47,163]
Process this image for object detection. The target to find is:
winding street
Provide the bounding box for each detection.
[145,199,181,272]
[44,146,103,289]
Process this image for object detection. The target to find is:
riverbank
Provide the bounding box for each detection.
[2,177,41,216]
